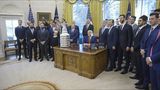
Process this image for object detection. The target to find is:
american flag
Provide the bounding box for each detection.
[87,4,92,21]
[28,1,34,23]
[126,0,131,20]
[54,5,59,20]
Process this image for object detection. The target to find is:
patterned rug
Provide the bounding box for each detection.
[5,81,58,90]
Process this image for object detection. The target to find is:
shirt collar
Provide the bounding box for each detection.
[151,24,158,30]
[139,24,147,30]
[109,26,114,30]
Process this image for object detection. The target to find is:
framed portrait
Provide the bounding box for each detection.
[37,12,51,23]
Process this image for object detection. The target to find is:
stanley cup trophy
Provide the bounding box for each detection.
[60,24,70,47]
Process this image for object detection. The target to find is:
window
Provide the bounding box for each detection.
[73,0,88,34]
[5,20,18,40]
[103,0,120,20]
[135,0,156,19]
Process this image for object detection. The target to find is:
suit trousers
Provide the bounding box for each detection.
[117,46,130,71]
[28,42,37,60]
[108,48,116,69]
[134,50,143,82]
[142,55,150,87]
[40,43,48,59]
[150,64,160,90]
[17,40,27,58]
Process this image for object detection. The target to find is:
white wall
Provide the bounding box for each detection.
[0,0,64,40]
[0,0,64,25]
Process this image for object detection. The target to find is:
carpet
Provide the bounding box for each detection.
[5,81,58,90]
[0,59,137,90]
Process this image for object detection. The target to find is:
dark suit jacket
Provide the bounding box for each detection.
[119,23,133,49]
[141,25,160,55]
[145,26,160,56]
[15,26,26,40]
[68,27,79,43]
[37,28,49,44]
[132,25,148,51]
[82,24,94,36]
[26,27,37,44]
[107,26,118,49]
[68,25,79,38]
[83,36,97,44]
[99,27,108,46]
[148,33,160,64]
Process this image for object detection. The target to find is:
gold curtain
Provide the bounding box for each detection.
[89,0,103,36]
[157,0,160,9]
[120,0,135,15]
[63,0,73,25]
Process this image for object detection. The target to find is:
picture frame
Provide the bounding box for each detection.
[37,12,51,24]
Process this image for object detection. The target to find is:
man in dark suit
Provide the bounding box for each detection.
[37,22,49,62]
[130,15,149,85]
[146,28,160,90]
[115,15,133,74]
[106,19,118,71]
[82,19,94,36]
[128,16,139,72]
[15,20,27,60]
[67,21,79,43]
[99,20,108,47]
[36,21,42,60]
[137,13,159,90]
[26,22,37,62]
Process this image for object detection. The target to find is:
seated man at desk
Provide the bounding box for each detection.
[83,30,97,47]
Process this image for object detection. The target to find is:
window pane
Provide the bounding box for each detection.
[135,0,156,19]
[73,0,88,34]
[103,0,120,20]
[5,20,18,40]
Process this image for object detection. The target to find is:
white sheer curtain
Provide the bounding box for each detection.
[135,0,156,19]
[103,0,120,20]
[73,0,88,34]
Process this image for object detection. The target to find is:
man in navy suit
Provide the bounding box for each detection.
[37,22,49,62]
[128,16,139,72]
[82,19,94,36]
[146,29,160,90]
[106,19,118,71]
[130,15,149,85]
[145,13,160,90]
[26,22,37,62]
[67,21,79,43]
[99,20,108,47]
[146,30,160,90]
[15,20,27,60]
[137,13,159,90]
[115,15,133,74]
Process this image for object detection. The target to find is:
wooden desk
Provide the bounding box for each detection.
[54,44,107,79]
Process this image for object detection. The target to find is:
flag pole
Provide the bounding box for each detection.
[28,0,31,5]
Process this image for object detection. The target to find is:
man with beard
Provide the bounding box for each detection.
[114,14,133,74]
[130,15,149,86]
[26,22,37,62]
[137,13,159,90]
